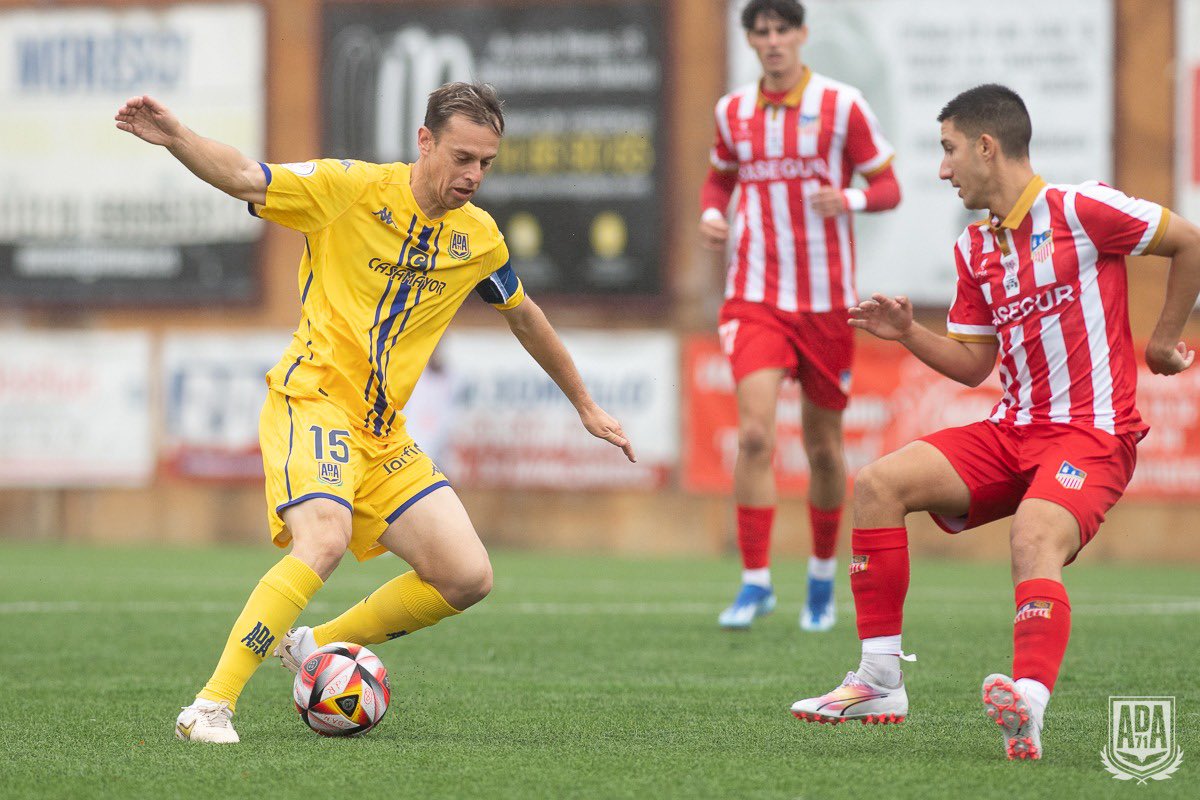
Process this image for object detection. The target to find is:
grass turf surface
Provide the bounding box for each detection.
[1,542,1197,800]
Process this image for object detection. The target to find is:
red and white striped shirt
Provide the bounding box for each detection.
[710,70,894,312]
[946,176,1170,435]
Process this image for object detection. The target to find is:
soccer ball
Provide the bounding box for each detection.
[293,643,390,736]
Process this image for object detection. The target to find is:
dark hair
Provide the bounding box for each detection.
[937,84,1031,159]
[424,82,505,138]
[741,0,805,31]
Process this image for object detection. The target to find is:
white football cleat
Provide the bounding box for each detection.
[175,698,239,744]
[982,673,1043,760]
[790,671,908,724]
[274,625,317,675]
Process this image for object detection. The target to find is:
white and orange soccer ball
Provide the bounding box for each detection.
[293,643,390,737]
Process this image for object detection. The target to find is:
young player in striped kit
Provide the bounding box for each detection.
[790,84,1200,761]
[699,0,902,632]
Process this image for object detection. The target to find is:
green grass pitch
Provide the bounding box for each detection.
[1,541,1197,799]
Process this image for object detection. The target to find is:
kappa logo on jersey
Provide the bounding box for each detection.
[1015,599,1053,623]
[849,554,869,575]
[240,621,275,657]
[339,159,355,172]
[1031,230,1054,263]
[1056,461,1087,490]
[798,113,820,135]
[449,230,471,260]
[318,462,343,486]
[372,207,397,228]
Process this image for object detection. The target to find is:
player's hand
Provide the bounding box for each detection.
[699,216,729,251]
[810,186,849,218]
[1145,339,1195,375]
[579,404,636,463]
[848,293,914,341]
[115,95,185,147]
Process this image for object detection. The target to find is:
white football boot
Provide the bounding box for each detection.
[274,625,317,675]
[982,673,1043,760]
[790,671,908,724]
[175,698,239,744]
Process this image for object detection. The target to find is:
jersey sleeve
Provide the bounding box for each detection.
[946,232,997,343]
[249,159,371,234]
[1072,182,1170,256]
[473,240,525,310]
[709,95,739,173]
[844,94,895,178]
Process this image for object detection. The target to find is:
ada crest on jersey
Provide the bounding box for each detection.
[449,230,471,260]
[1101,697,1183,783]
[1055,461,1087,490]
[318,462,343,486]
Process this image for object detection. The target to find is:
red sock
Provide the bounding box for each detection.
[850,527,909,639]
[809,504,842,559]
[736,506,774,569]
[1012,578,1071,692]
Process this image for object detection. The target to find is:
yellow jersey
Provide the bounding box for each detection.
[251,158,524,439]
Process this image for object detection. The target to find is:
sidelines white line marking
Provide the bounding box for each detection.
[2,598,1199,616]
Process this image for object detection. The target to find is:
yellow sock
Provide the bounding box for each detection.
[313,571,460,646]
[197,555,323,710]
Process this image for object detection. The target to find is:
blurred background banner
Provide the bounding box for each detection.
[0,331,151,486]
[0,3,265,306]
[1178,0,1200,223]
[322,0,664,295]
[161,331,292,481]
[441,330,677,489]
[726,0,1115,306]
[684,335,1200,500]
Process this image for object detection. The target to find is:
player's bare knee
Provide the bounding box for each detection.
[737,423,775,463]
[437,560,493,610]
[852,463,898,513]
[804,439,843,475]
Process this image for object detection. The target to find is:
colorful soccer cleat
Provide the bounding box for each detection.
[790,671,908,724]
[982,673,1043,760]
[718,583,777,630]
[175,698,239,744]
[275,625,317,676]
[799,576,836,632]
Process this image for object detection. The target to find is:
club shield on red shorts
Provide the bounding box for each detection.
[920,420,1138,557]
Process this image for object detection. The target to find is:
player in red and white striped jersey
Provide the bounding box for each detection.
[790,84,1200,761]
[700,0,901,634]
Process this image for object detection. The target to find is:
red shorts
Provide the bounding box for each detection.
[920,421,1139,555]
[718,298,854,410]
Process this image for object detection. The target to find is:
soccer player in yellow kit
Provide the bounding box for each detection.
[116,83,636,743]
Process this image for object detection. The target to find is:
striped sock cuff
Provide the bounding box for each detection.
[261,555,324,609]
[396,571,462,625]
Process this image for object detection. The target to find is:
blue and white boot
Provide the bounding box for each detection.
[800,556,836,632]
[718,583,777,630]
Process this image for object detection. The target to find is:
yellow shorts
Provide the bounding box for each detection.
[259,389,449,561]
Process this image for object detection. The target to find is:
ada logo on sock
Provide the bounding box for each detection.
[848,555,869,575]
[1014,600,1053,623]
[1101,697,1184,783]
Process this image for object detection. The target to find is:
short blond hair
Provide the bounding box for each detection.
[424,82,505,138]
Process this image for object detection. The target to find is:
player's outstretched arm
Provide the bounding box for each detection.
[1144,210,1200,375]
[499,298,636,463]
[115,95,266,205]
[850,292,998,386]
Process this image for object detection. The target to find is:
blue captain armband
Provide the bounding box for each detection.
[474,262,524,309]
